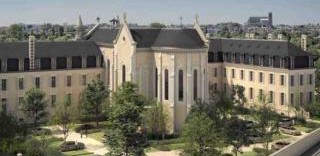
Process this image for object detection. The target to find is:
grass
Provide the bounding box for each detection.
[272,133,291,141]
[87,131,104,142]
[239,151,258,156]
[147,138,185,151]
[62,150,93,156]
[294,121,320,133]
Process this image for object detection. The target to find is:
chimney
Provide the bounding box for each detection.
[277,34,283,40]
[29,36,35,70]
[301,34,307,51]
[267,33,274,40]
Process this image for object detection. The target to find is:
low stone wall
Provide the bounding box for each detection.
[270,128,320,156]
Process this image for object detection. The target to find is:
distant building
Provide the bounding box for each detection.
[246,12,273,29]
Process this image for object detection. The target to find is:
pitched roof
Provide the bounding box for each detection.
[88,27,205,49]
[87,28,119,43]
[209,38,315,57]
[0,41,101,59]
[152,29,205,49]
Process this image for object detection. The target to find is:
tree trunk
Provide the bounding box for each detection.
[95,108,99,127]
[34,112,38,129]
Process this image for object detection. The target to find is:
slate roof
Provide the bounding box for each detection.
[87,28,119,43]
[88,28,205,49]
[209,38,316,57]
[0,41,101,59]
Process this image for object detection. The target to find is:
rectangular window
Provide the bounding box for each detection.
[35,77,40,88]
[259,89,263,100]
[224,83,227,92]
[290,93,294,105]
[66,93,72,103]
[280,75,285,86]
[18,78,24,90]
[300,92,303,105]
[51,95,56,107]
[250,88,253,99]
[281,93,285,105]
[67,75,72,87]
[155,69,158,98]
[214,68,217,77]
[309,74,313,85]
[213,83,217,92]
[232,69,235,78]
[240,70,244,80]
[269,73,273,84]
[269,91,273,103]
[290,75,294,86]
[300,75,304,86]
[259,72,263,83]
[1,98,7,112]
[224,68,227,77]
[51,76,56,88]
[249,71,254,81]
[309,92,313,104]
[1,79,7,91]
[164,69,169,100]
[81,75,87,86]
[178,70,183,101]
[18,97,23,108]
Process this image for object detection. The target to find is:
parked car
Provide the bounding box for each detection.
[280,126,301,136]
[272,141,290,150]
[279,118,293,127]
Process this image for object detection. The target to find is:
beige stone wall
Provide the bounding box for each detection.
[207,62,316,115]
[0,68,104,120]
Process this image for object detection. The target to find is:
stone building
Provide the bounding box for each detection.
[0,15,316,132]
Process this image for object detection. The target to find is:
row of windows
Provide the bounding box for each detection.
[153,68,198,101]
[0,93,72,113]
[0,56,102,72]
[0,74,99,91]
[213,83,313,106]
[214,68,313,86]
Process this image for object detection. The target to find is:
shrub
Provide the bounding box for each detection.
[155,145,170,151]
[74,124,95,133]
[32,127,51,136]
[59,141,85,152]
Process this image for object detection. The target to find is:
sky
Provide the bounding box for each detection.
[0,0,319,26]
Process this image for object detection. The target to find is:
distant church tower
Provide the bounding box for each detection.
[75,15,84,40]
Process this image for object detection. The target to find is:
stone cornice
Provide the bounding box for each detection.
[150,46,207,53]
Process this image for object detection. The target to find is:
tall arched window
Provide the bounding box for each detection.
[122,65,126,83]
[155,68,158,98]
[178,70,183,101]
[193,69,198,101]
[164,69,169,100]
[107,59,110,86]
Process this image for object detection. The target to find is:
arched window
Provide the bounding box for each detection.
[122,65,126,83]
[164,69,169,100]
[71,56,82,69]
[155,68,158,98]
[107,59,110,86]
[56,57,67,69]
[40,57,51,70]
[7,58,19,71]
[178,70,183,101]
[193,69,198,101]
[86,56,96,68]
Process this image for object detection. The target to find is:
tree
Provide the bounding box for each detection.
[21,87,47,128]
[254,96,280,156]
[80,79,109,126]
[52,96,76,142]
[7,24,24,40]
[181,112,222,156]
[144,101,168,140]
[106,82,147,156]
[225,117,251,156]
[0,112,20,153]
[150,22,166,28]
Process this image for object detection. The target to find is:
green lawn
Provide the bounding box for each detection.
[239,151,258,156]
[294,121,320,133]
[87,131,104,142]
[62,150,93,156]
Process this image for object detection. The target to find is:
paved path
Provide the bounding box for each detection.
[54,131,108,155]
